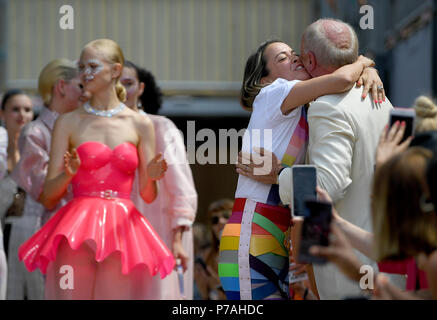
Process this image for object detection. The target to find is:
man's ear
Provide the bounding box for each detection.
[138,82,145,97]
[306,51,317,73]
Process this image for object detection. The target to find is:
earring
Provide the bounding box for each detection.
[137,101,142,109]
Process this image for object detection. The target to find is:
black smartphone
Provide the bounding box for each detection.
[291,165,317,217]
[389,107,416,143]
[297,200,332,265]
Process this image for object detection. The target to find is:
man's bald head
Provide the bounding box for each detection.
[301,18,358,72]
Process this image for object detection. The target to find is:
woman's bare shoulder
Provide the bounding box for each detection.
[130,109,154,131]
[53,108,83,132]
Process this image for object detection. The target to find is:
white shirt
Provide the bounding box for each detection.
[235,78,304,204]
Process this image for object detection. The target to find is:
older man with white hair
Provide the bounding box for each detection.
[294,18,395,299]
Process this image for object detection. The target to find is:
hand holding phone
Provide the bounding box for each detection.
[389,107,415,143]
[295,200,332,265]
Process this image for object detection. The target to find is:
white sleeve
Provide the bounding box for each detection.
[308,100,355,202]
[255,79,301,124]
[0,127,8,180]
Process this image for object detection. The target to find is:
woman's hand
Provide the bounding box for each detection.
[64,149,81,177]
[147,152,167,181]
[309,223,363,283]
[357,55,375,69]
[235,147,282,185]
[375,122,413,169]
[356,66,385,103]
[373,274,423,300]
[173,226,189,272]
[316,186,341,222]
[356,67,385,103]
[173,242,189,272]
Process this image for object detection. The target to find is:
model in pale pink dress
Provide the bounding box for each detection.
[122,61,198,299]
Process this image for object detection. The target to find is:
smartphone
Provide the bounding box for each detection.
[389,107,416,143]
[291,165,317,217]
[296,200,332,265]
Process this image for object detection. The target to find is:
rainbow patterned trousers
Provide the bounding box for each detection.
[218,198,291,300]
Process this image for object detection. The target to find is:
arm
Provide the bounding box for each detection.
[10,124,50,200]
[374,274,424,300]
[157,117,197,271]
[316,187,373,258]
[0,127,7,180]
[308,100,354,202]
[309,223,364,283]
[39,115,75,210]
[236,147,283,185]
[137,116,166,203]
[281,55,374,114]
[159,118,197,229]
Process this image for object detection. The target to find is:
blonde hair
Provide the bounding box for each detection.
[413,96,437,133]
[38,58,78,106]
[84,38,126,102]
[372,147,437,261]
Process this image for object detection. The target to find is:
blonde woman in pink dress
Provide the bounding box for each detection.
[121,60,197,299]
[18,39,174,299]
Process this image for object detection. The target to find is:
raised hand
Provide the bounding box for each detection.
[375,122,413,168]
[64,149,81,177]
[147,152,167,181]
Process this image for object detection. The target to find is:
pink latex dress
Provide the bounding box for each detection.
[18,141,175,278]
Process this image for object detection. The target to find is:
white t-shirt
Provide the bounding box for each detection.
[235,78,306,205]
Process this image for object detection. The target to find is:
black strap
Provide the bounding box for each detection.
[249,254,288,299]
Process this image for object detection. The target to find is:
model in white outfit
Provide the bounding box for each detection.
[0,126,8,300]
[132,113,197,299]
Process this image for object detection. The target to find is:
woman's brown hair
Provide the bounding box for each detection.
[372,147,437,261]
[240,39,283,111]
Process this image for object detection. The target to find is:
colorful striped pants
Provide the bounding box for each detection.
[218,198,291,300]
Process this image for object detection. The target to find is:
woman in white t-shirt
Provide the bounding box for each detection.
[218,40,383,300]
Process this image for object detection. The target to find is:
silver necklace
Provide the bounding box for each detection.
[83,102,125,118]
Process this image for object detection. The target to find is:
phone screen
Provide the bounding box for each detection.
[292,166,317,217]
[297,200,332,265]
[389,108,415,143]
